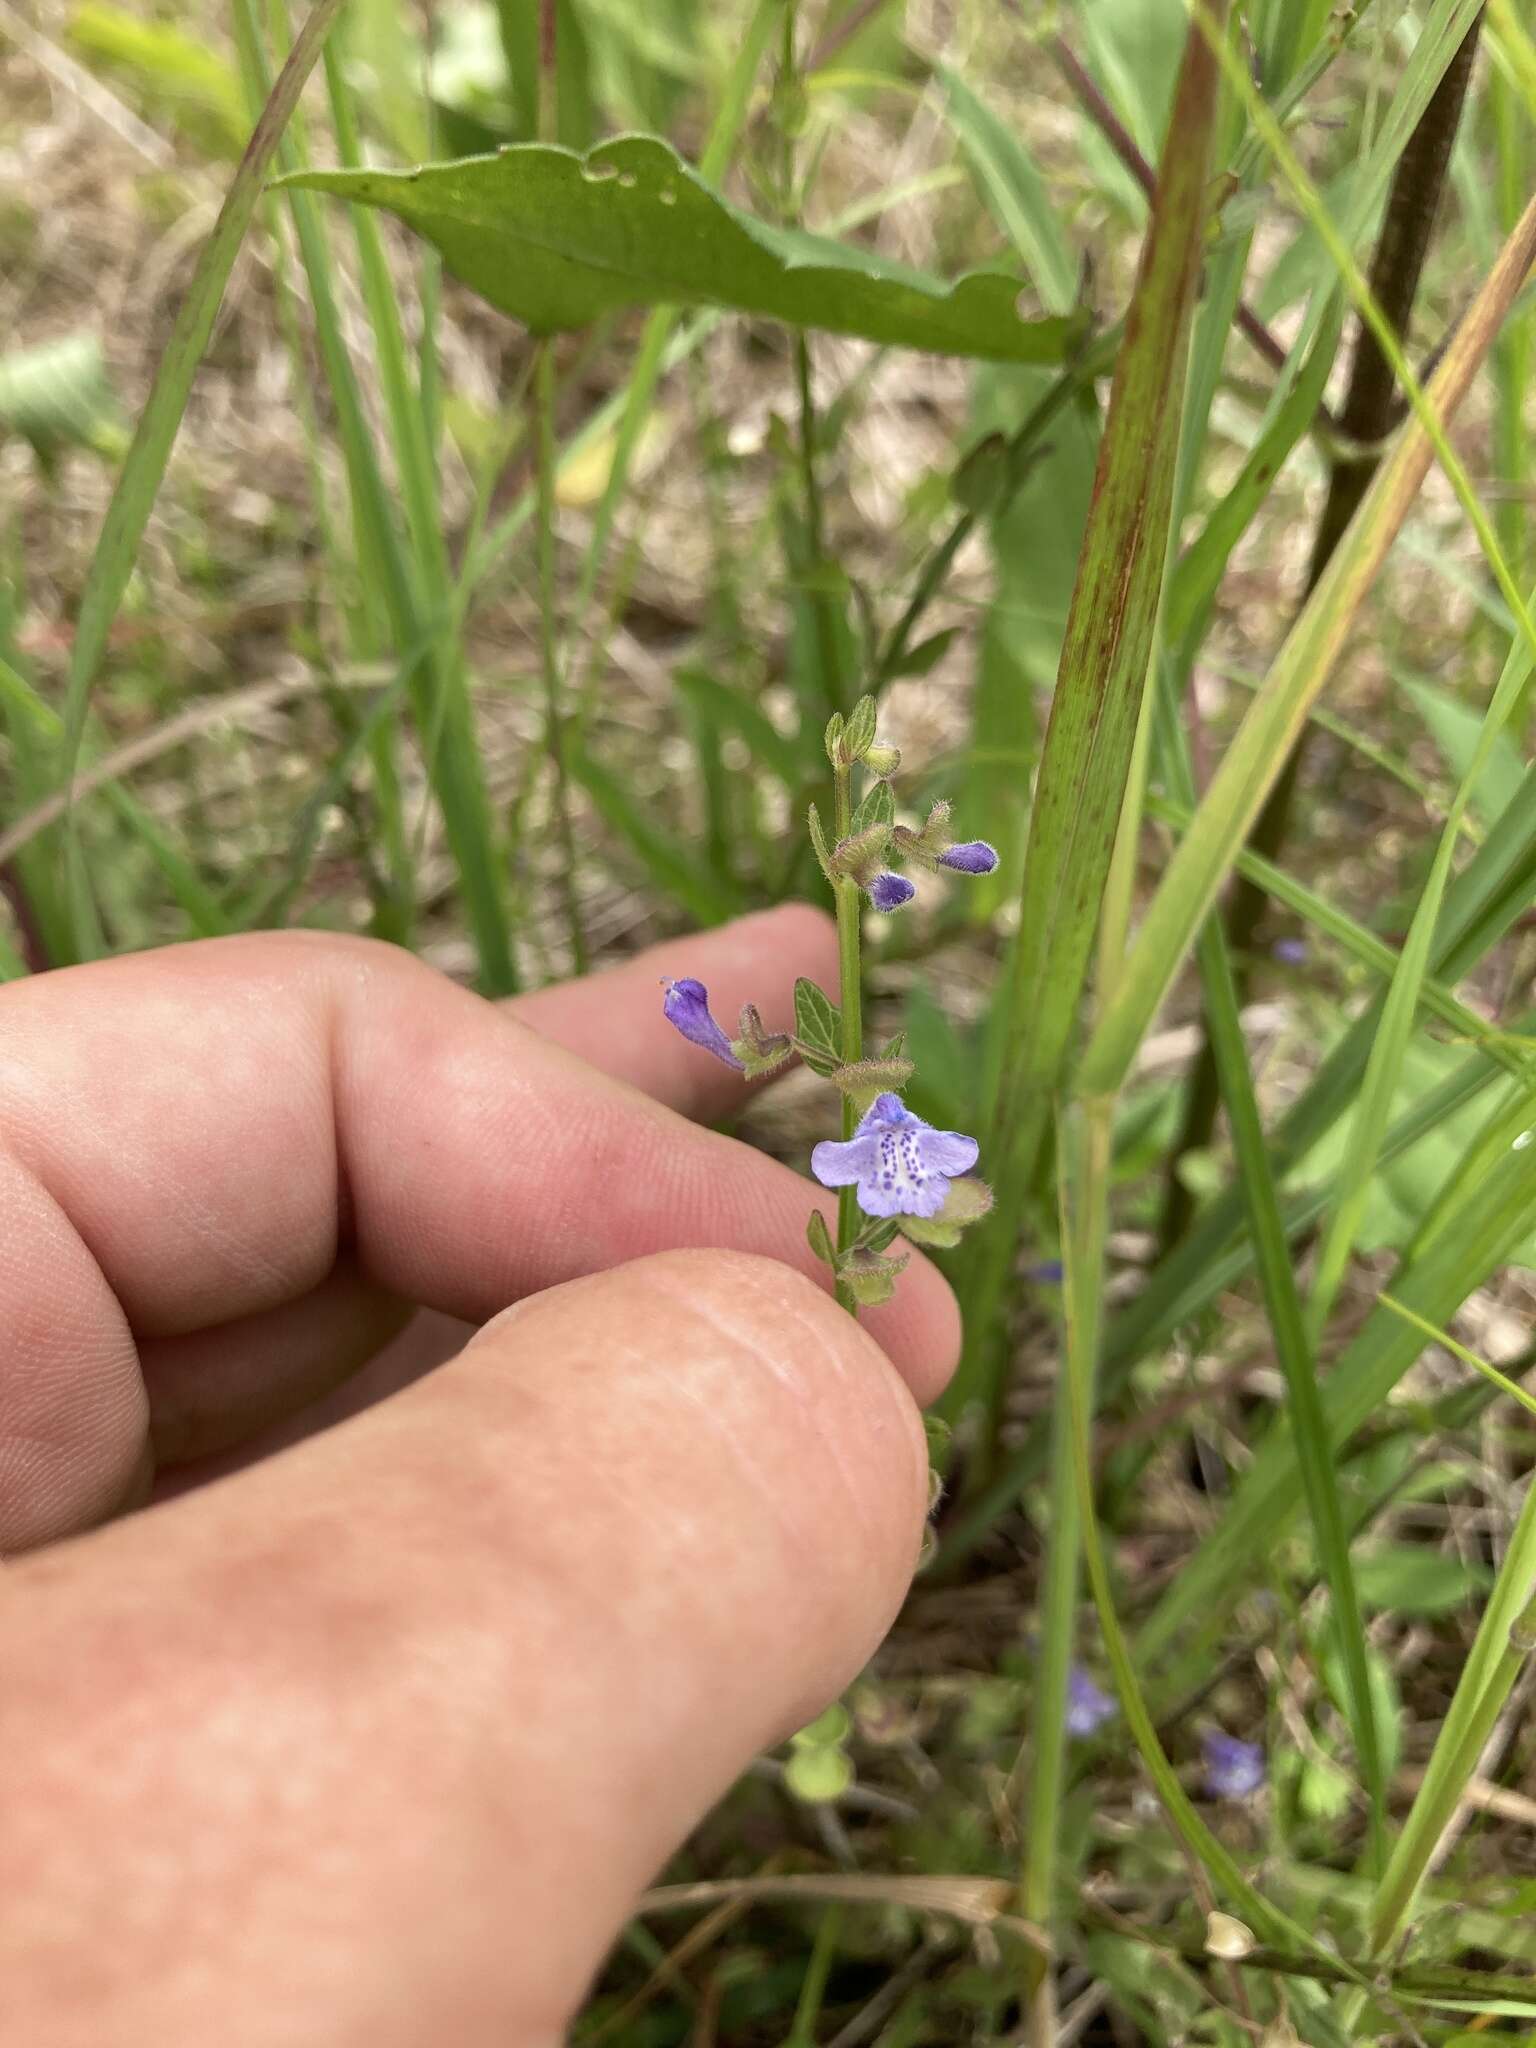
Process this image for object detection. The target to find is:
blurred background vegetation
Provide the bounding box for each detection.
[5,0,1536,2039]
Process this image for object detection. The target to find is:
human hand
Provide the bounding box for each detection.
[0,910,958,2046]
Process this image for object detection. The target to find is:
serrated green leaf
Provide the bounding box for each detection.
[793,976,841,1056]
[807,801,833,879]
[849,779,895,837]
[841,694,878,761]
[806,1208,836,1268]
[278,136,1087,357]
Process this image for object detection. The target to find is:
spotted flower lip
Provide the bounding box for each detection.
[1066,1667,1116,1737]
[661,978,744,1070]
[1202,1731,1266,1800]
[811,1093,979,1219]
[867,872,915,913]
[937,840,998,876]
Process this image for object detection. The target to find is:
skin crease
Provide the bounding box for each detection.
[0,907,961,2047]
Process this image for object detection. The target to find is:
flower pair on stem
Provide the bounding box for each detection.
[663,696,995,1310]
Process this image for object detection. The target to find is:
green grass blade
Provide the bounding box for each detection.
[569,743,746,927]
[1163,296,1342,647]
[1138,1078,1536,1669]
[1056,1097,1350,1969]
[1078,189,1536,1100]
[56,0,348,947]
[939,65,1079,316]
[1151,680,1387,1868]
[246,6,514,988]
[950,3,1232,1421]
[1307,588,1536,1336]
[1369,1478,1536,1954]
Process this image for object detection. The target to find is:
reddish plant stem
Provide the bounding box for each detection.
[1049,35,1312,399]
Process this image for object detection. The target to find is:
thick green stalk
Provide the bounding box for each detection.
[534,338,588,977]
[947,0,1229,1435]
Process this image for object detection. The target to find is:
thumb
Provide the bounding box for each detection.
[1,1250,930,2048]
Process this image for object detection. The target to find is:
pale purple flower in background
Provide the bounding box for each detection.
[661,978,743,1069]
[812,1094,979,1219]
[1203,1731,1266,1800]
[867,872,915,912]
[1271,937,1307,966]
[937,840,998,876]
[1066,1667,1116,1737]
[1026,1258,1064,1286]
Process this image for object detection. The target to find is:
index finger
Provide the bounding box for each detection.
[0,933,962,1544]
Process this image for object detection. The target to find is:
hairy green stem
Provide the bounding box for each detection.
[832,759,863,1309]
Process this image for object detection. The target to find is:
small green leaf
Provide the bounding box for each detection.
[806,1208,836,1268]
[807,802,833,879]
[849,779,896,837]
[795,1039,843,1079]
[1353,1544,1493,1617]
[279,136,1089,358]
[823,710,846,765]
[884,626,959,681]
[793,976,841,1059]
[840,694,878,762]
[0,334,124,464]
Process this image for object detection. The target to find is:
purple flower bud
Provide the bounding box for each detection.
[1271,937,1307,965]
[937,840,999,876]
[661,977,744,1070]
[1026,1258,1064,1286]
[866,872,915,913]
[1203,1731,1266,1800]
[812,1093,979,1220]
[1066,1667,1116,1737]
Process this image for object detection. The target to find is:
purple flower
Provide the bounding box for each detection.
[661,977,743,1070]
[937,840,998,876]
[1271,937,1307,965]
[1026,1258,1064,1286]
[867,872,915,913]
[1203,1731,1266,1800]
[811,1093,979,1220]
[1066,1667,1116,1737]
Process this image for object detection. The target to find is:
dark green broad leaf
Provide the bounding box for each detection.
[278,134,1087,359]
